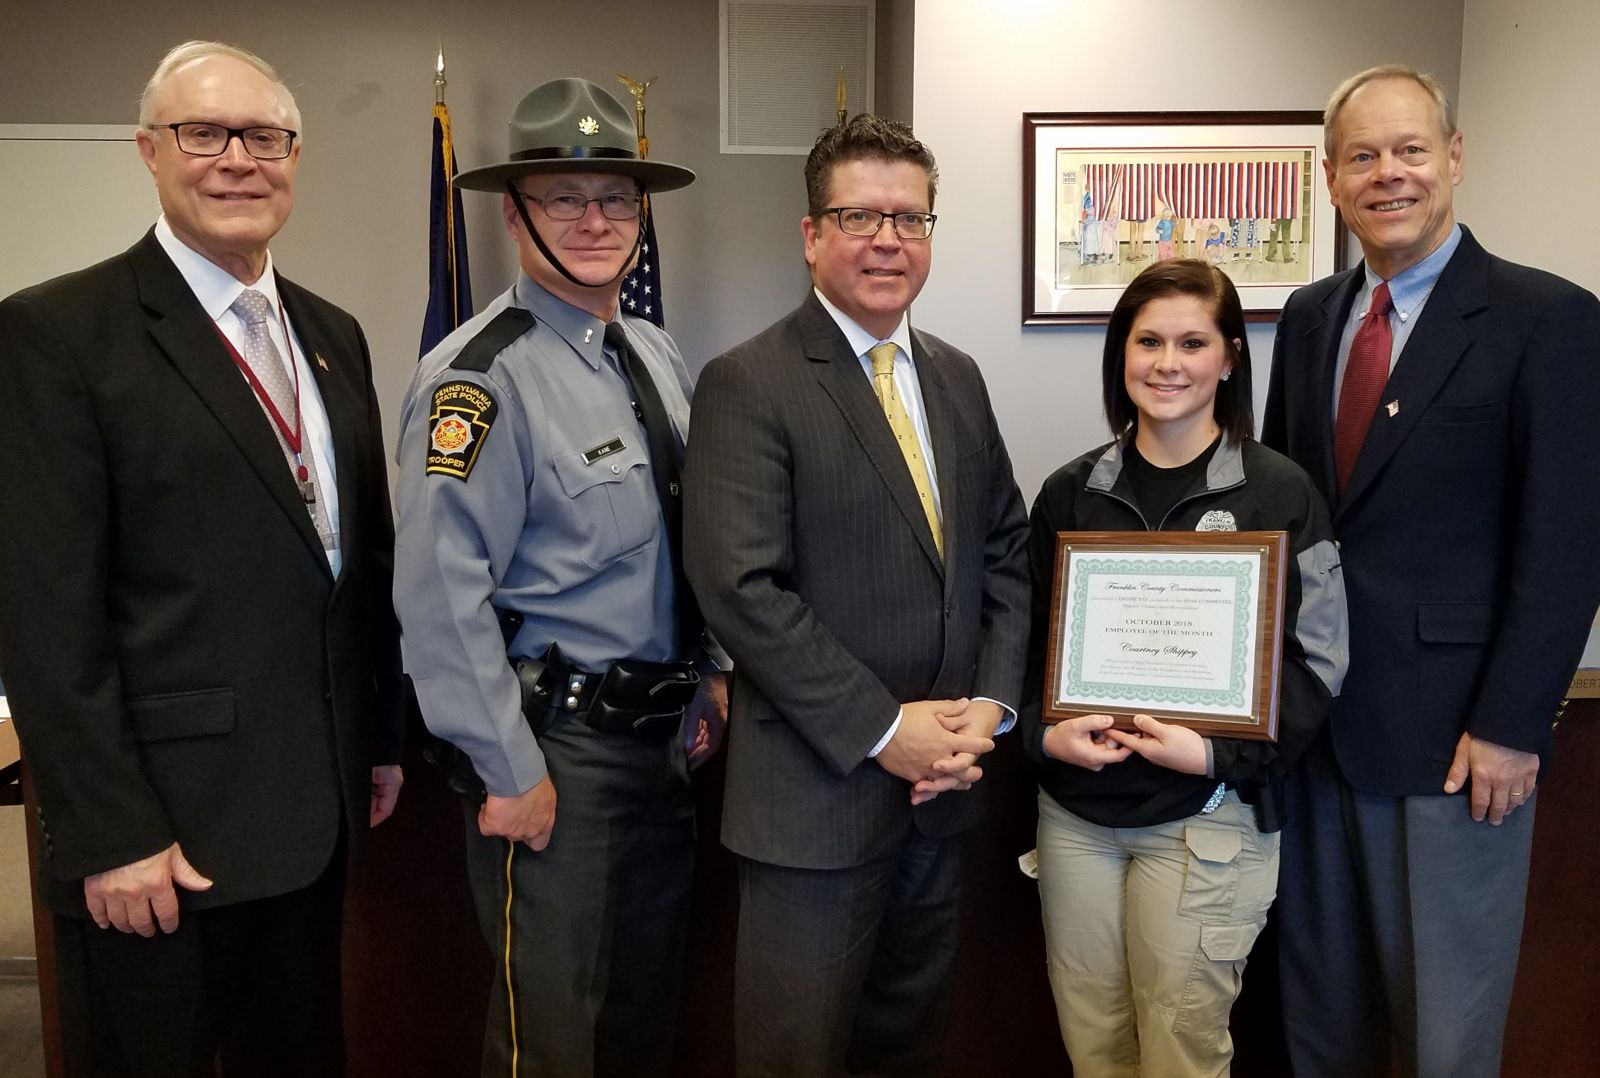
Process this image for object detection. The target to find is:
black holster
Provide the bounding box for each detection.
[514,644,699,742]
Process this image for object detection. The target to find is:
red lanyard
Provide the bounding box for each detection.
[215,295,308,480]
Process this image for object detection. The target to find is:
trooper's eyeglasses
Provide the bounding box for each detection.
[147,122,298,160]
[818,207,937,240]
[516,191,644,221]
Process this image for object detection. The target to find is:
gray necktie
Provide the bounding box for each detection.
[229,288,334,554]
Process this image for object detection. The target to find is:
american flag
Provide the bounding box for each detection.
[620,200,664,327]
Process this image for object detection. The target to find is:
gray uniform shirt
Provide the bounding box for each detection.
[394,274,694,796]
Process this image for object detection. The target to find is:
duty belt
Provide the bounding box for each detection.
[514,643,699,742]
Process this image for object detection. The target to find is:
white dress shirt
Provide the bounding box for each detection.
[812,289,1016,757]
[155,217,342,574]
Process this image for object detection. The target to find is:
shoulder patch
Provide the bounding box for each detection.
[425,381,499,481]
[449,307,535,372]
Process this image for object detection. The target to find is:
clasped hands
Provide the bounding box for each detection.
[877,698,1004,805]
[1042,712,1209,776]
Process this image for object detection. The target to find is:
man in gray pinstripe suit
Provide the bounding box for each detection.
[684,115,1031,1077]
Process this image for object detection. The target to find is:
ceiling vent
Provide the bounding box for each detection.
[721,0,876,154]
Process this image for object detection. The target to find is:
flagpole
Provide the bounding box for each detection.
[617,74,656,160]
[617,75,666,328]
[421,44,473,356]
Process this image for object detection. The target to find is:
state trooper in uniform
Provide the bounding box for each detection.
[392,78,726,1078]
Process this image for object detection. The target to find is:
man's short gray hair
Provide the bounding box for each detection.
[139,40,303,137]
[1324,64,1454,159]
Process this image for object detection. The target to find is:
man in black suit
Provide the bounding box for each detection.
[684,115,1030,1077]
[0,41,403,1075]
[1263,65,1600,1078]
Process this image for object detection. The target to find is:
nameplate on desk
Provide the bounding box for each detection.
[1569,669,1600,700]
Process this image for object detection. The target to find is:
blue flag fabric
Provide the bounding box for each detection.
[421,103,473,357]
[620,202,664,327]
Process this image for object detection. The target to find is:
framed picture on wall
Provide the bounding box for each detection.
[1022,111,1347,325]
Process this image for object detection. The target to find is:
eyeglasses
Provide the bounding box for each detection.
[819,207,937,240]
[147,122,298,160]
[516,191,643,221]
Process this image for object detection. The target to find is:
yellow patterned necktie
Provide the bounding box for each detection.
[868,342,943,559]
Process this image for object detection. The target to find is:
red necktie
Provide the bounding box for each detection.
[1333,282,1393,492]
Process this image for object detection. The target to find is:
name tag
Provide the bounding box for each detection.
[583,436,627,464]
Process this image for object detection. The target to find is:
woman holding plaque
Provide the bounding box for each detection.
[1022,259,1347,1078]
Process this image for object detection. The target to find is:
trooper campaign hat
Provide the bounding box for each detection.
[454,77,695,192]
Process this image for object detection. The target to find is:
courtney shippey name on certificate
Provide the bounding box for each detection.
[1044,532,1286,740]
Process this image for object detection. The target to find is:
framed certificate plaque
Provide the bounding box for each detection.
[1043,531,1287,741]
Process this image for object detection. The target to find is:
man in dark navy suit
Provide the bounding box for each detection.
[1264,64,1600,1078]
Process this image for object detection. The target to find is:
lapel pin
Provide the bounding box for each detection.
[314,353,329,371]
[585,328,594,344]
[1385,400,1400,417]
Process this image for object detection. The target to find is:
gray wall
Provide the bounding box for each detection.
[1457,0,1600,291]
[911,0,1465,501]
[0,0,834,453]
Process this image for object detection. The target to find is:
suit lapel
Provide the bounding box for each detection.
[130,235,329,568]
[800,296,944,575]
[279,275,360,576]
[911,327,958,590]
[1341,234,1488,512]
[1305,272,1360,507]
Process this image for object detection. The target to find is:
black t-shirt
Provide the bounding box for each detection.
[1121,436,1220,529]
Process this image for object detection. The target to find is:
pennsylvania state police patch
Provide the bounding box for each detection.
[426,381,498,481]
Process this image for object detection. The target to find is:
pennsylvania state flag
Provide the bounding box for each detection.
[421,101,473,357]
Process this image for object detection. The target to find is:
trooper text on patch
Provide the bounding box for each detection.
[425,381,499,481]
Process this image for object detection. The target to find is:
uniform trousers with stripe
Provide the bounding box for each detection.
[461,713,694,1078]
[1036,789,1279,1078]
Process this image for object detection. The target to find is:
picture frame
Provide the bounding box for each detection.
[1043,531,1288,741]
[1022,111,1347,325]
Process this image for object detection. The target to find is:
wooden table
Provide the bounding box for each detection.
[0,717,22,797]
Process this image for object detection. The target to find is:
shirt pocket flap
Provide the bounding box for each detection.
[553,441,647,497]
[126,688,236,742]
[1417,601,1495,644]
[1184,825,1242,865]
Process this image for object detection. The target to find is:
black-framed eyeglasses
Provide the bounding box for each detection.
[516,190,643,222]
[147,122,298,160]
[819,207,937,240]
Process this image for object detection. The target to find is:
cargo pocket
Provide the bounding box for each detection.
[1177,824,1242,920]
[1172,920,1265,1038]
[1199,921,1261,961]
